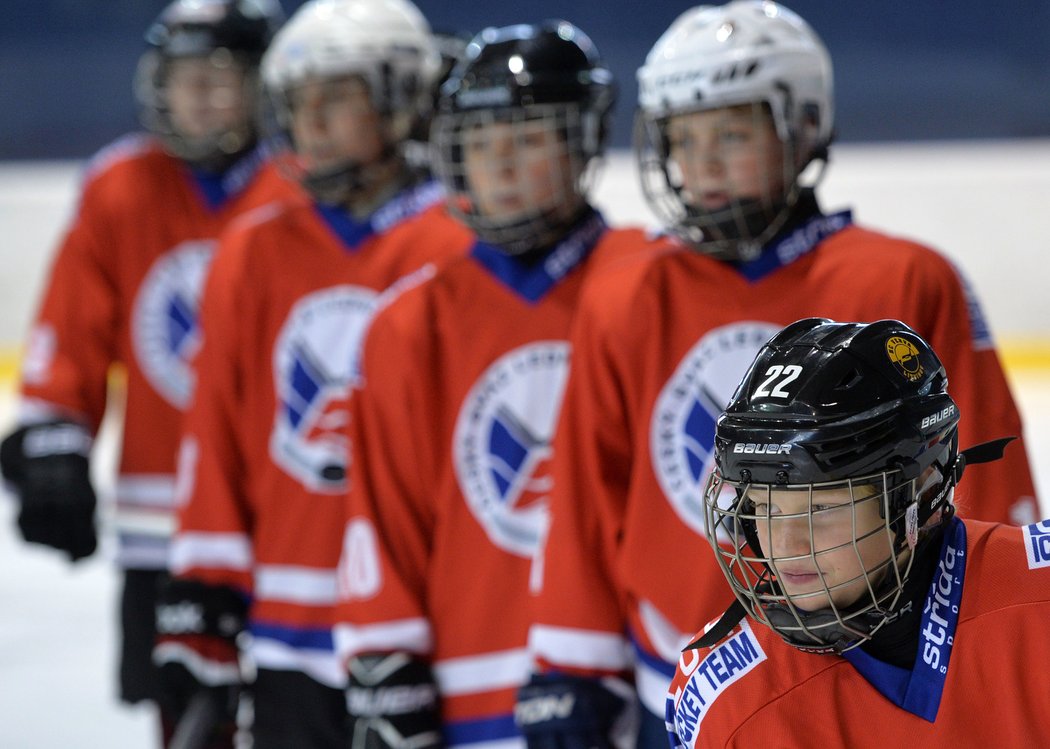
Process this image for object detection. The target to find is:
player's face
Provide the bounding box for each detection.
[664,103,786,212]
[166,55,252,141]
[751,484,894,612]
[288,75,385,172]
[461,115,575,223]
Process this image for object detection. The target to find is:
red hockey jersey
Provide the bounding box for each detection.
[16,134,296,569]
[530,211,1041,717]
[333,214,662,746]
[169,182,472,688]
[666,517,1050,748]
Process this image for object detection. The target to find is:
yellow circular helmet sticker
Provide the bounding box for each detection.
[886,336,925,381]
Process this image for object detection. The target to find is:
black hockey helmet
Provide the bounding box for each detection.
[701,318,966,653]
[145,0,281,61]
[430,21,616,254]
[136,0,284,170]
[718,317,959,508]
[439,21,615,122]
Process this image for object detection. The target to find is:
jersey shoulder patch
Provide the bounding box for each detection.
[670,620,768,747]
[1022,520,1050,570]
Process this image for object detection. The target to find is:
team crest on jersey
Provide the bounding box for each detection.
[132,240,215,408]
[651,323,781,538]
[270,286,379,493]
[453,342,570,558]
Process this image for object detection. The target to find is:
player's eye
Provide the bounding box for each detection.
[751,502,773,518]
[718,127,752,146]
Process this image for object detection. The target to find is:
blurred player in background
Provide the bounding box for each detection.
[0,0,289,743]
[524,1,1041,746]
[667,317,1050,747]
[153,0,472,746]
[331,21,664,749]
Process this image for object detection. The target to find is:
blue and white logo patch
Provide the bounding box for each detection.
[132,240,215,408]
[270,285,379,493]
[1023,520,1050,570]
[651,322,780,537]
[454,342,570,559]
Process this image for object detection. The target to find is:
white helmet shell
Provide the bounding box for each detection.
[637,0,833,149]
[261,0,441,137]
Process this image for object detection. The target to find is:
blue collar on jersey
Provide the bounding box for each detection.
[843,516,967,722]
[188,143,270,211]
[469,211,607,303]
[314,179,445,252]
[733,209,853,282]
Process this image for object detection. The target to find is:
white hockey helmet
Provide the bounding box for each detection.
[635,1,834,259]
[262,0,440,138]
[261,0,441,200]
[638,0,832,155]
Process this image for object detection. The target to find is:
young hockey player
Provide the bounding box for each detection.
[523,2,1040,745]
[667,317,1050,748]
[0,0,290,741]
[154,0,472,746]
[330,21,663,749]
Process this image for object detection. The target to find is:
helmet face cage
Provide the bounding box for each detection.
[135,0,281,171]
[431,103,597,255]
[703,469,923,653]
[136,50,261,169]
[635,99,815,261]
[265,74,395,206]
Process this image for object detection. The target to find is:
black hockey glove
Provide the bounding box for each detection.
[0,421,97,561]
[153,578,247,742]
[515,674,630,749]
[347,652,444,749]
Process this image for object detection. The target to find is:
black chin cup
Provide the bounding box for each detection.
[680,196,788,261]
[762,601,886,654]
[300,143,400,206]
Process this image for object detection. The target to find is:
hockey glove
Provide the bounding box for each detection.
[347,652,444,749]
[153,578,247,741]
[0,421,97,561]
[515,674,631,749]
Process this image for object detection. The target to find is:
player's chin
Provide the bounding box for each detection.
[685,190,736,213]
[780,579,834,611]
[786,595,833,613]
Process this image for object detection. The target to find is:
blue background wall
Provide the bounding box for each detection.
[3,0,1049,159]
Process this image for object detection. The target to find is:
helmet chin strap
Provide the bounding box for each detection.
[959,436,1016,467]
[687,598,748,651]
[905,435,1017,548]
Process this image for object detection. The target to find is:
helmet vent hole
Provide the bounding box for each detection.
[835,368,863,390]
